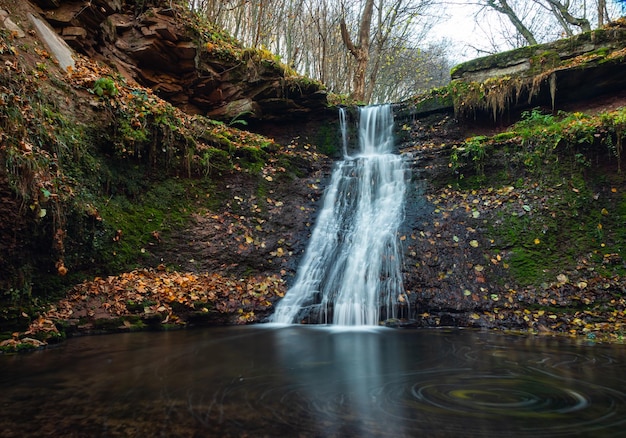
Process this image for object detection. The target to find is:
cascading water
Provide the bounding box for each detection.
[271,104,408,325]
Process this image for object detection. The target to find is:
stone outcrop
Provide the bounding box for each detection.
[394,19,626,123]
[29,12,75,70]
[0,9,25,37]
[29,0,330,122]
[451,21,626,84]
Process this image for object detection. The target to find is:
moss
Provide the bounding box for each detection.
[234,146,267,172]
[83,165,227,276]
[126,299,157,313]
[93,315,147,331]
[314,122,340,157]
[407,86,454,116]
[507,248,551,285]
[448,104,626,287]
[448,27,626,120]
[198,147,233,176]
[492,132,518,142]
[528,51,560,74]
[254,181,268,213]
[451,45,539,79]
[0,342,37,353]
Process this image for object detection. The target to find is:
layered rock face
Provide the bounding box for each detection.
[31,0,329,121]
[395,19,626,123]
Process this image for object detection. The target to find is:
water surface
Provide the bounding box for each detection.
[1,326,625,437]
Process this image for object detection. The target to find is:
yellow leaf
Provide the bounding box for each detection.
[534,238,540,245]
[469,240,479,248]
[245,235,254,244]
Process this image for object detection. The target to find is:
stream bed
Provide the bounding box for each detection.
[1,326,625,437]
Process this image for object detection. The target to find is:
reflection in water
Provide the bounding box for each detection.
[1,327,625,437]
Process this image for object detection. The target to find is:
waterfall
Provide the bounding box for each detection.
[271,105,408,326]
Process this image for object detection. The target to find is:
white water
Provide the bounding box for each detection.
[271,105,408,325]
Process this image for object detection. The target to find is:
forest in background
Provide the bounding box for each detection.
[185,0,624,102]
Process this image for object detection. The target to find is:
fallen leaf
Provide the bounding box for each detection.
[556,273,568,284]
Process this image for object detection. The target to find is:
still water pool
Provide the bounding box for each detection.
[1,326,625,437]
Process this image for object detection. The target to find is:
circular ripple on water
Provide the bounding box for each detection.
[375,368,626,437]
[194,367,626,437]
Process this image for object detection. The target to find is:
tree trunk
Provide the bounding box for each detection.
[597,0,607,27]
[340,0,375,102]
[487,0,538,45]
[551,3,574,37]
[545,0,592,33]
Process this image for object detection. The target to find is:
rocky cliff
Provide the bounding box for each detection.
[30,0,330,122]
[391,25,626,337]
[0,0,336,341]
[2,0,626,348]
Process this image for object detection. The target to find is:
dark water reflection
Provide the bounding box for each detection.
[1,326,625,437]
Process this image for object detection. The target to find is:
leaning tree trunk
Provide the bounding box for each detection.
[486,0,538,45]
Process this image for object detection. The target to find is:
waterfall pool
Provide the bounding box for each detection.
[1,326,625,437]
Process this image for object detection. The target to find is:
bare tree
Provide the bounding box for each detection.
[478,0,621,52]
[597,0,607,27]
[188,0,447,102]
[483,0,538,45]
[537,0,591,34]
[340,0,375,102]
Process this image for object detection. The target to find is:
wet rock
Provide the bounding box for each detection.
[35,0,330,123]
[29,12,75,70]
[0,10,26,38]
